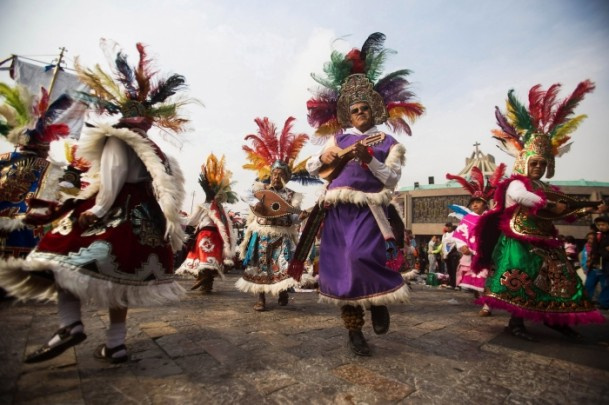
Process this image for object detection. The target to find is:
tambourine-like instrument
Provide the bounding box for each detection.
[251,189,301,218]
[318,132,386,181]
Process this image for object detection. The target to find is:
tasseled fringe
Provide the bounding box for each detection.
[235,276,297,296]
[476,296,606,326]
[318,284,410,309]
[0,256,185,307]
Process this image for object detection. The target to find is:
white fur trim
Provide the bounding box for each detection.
[0,256,185,306]
[318,284,410,308]
[0,217,27,232]
[386,143,406,168]
[238,188,302,258]
[205,203,236,261]
[176,259,225,280]
[322,188,394,206]
[235,276,297,296]
[238,219,299,259]
[75,124,186,251]
[320,142,404,206]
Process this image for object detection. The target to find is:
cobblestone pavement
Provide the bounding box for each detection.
[1,272,608,404]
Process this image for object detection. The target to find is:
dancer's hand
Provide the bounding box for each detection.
[78,211,99,228]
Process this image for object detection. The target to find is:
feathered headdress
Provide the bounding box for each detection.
[199,153,239,204]
[446,164,506,205]
[307,32,425,138]
[0,83,72,156]
[491,80,595,178]
[242,116,321,185]
[73,38,191,133]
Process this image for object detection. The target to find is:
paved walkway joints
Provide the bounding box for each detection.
[1,273,608,404]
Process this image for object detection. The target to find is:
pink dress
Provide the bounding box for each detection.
[453,213,488,292]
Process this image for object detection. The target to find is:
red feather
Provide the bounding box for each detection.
[278,116,296,160]
[254,117,279,162]
[488,163,506,188]
[541,83,561,131]
[446,173,476,195]
[36,87,50,116]
[307,97,337,127]
[528,84,544,131]
[470,167,484,191]
[40,123,70,143]
[548,80,595,133]
[346,49,365,74]
[243,135,273,163]
[135,43,153,101]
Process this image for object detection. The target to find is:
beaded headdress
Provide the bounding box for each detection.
[307,32,424,137]
[492,80,595,178]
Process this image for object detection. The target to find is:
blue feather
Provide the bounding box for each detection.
[115,52,137,98]
[448,204,471,219]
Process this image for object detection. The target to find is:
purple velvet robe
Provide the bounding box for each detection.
[318,133,406,304]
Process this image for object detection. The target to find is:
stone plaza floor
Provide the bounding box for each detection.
[1,272,608,404]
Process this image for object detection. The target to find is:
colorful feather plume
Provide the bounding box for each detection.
[242,116,322,185]
[446,163,506,202]
[307,32,424,137]
[0,83,32,133]
[493,80,595,158]
[0,83,72,156]
[199,153,239,204]
[73,38,192,133]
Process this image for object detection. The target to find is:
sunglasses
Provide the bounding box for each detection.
[528,160,547,167]
[350,105,370,115]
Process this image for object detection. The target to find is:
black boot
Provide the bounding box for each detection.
[370,305,390,335]
[200,272,215,293]
[505,317,537,342]
[341,305,370,356]
[278,290,289,306]
[348,330,371,356]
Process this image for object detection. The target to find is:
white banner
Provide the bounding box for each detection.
[12,57,89,139]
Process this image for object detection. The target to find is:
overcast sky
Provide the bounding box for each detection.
[1,0,608,212]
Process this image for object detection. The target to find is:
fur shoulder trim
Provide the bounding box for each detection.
[76,124,186,251]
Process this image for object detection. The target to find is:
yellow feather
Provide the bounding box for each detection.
[291,158,309,174]
[552,115,587,146]
[316,119,341,136]
[388,106,422,122]
[64,142,74,163]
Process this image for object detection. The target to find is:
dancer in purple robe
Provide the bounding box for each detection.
[305,33,425,356]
